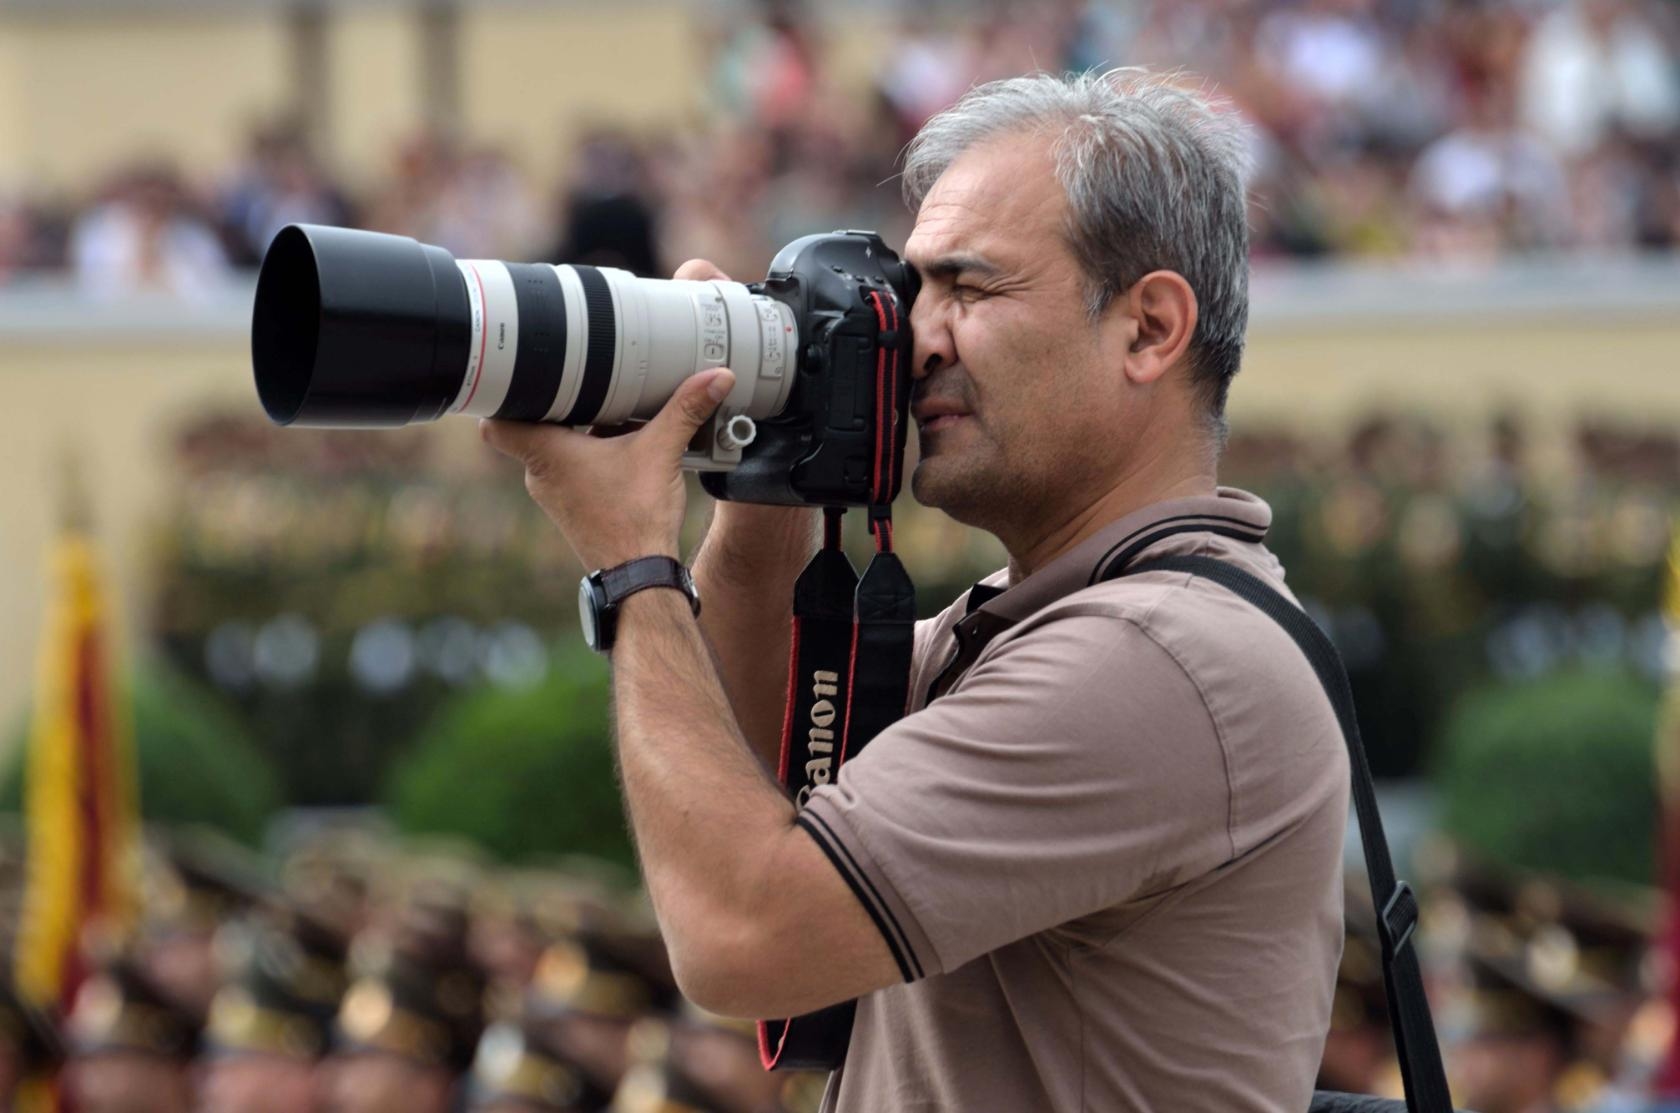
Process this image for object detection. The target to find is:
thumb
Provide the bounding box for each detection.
[645,368,734,458]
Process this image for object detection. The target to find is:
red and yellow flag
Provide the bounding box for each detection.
[1657,524,1680,1097]
[12,525,140,1105]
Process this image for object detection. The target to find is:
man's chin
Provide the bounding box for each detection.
[910,458,984,520]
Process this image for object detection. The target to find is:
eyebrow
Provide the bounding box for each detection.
[914,253,1003,281]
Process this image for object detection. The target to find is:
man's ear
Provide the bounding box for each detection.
[1120,270,1197,387]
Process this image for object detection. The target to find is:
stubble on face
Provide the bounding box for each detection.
[903,131,1121,541]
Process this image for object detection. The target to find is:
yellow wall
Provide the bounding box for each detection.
[0,11,290,194]
[456,5,701,185]
[1235,318,1680,476]
[326,6,427,192]
[0,3,725,197]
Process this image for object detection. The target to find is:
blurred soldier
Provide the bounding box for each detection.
[141,835,269,1016]
[321,877,486,1113]
[612,1011,819,1113]
[0,974,64,1106]
[195,912,348,1113]
[1451,924,1613,1113]
[64,956,200,1113]
[1316,930,1397,1096]
[320,955,476,1113]
[523,933,665,1100]
[466,1017,610,1112]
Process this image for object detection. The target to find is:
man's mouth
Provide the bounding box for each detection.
[912,398,972,434]
[918,413,968,434]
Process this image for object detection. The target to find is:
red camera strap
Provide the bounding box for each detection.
[757,289,915,1073]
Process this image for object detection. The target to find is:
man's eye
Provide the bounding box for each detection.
[953,285,987,300]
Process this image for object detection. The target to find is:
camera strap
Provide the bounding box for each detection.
[1111,555,1454,1113]
[759,290,916,1073]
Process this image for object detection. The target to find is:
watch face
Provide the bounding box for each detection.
[578,577,600,651]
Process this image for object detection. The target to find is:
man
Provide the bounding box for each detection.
[483,68,1349,1111]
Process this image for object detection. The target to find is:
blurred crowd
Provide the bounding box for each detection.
[0,824,1674,1112]
[2,0,1678,296]
[0,825,831,1113]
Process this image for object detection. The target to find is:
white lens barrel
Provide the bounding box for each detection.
[446,260,797,427]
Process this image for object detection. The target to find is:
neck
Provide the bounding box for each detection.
[1003,446,1217,583]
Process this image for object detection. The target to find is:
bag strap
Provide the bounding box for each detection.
[1114,554,1452,1113]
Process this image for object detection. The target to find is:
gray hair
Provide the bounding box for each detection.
[902,68,1254,434]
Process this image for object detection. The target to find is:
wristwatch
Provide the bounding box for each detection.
[578,555,701,654]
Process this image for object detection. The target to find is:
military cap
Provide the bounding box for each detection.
[614,1008,827,1113]
[611,1019,726,1113]
[67,958,200,1060]
[466,1018,613,1111]
[204,914,347,1060]
[145,831,272,938]
[1462,922,1615,1051]
[334,947,484,1072]
[528,935,662,1023]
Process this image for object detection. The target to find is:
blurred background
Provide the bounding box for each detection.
[0,0,1678,1109]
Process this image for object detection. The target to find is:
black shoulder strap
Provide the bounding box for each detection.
[1113,554,1453,1113]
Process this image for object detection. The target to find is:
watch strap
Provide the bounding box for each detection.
[598,556,699,614]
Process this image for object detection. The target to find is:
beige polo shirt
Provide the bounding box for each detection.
[798,488,1348,1112]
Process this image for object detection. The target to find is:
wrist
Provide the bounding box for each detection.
[580,555,699,653]
[700,503,818,576]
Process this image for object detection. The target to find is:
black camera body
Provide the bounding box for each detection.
[703,231,919,508]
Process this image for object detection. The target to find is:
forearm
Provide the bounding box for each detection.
[612,589,798,982]
[691,502,818,773]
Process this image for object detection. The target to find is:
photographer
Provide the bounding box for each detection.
[482,69,1349,1112]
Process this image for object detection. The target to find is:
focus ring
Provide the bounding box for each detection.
[495,263,568,421]
[566,265,617,425]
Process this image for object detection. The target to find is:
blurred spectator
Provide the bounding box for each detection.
[1520,0,1680,160]
[367,134,548,262]
[5,0,1680,281]
[221,121,354,266]
[550,130,661,276]
[70,161,231,300]
[1409,83,1571,257]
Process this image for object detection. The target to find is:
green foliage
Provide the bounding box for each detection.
[2,658,282,844]
[1433,668,1659,885]
[385,646,633,868]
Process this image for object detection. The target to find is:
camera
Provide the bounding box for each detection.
[251,224,919,508]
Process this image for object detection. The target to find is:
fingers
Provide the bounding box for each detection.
[673,258,733,283]
[483,367,733,474]
[642,369,736,459]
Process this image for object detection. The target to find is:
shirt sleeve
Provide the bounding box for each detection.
[797,611,1235,980]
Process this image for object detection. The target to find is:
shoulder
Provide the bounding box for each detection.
[975,541,1350,849]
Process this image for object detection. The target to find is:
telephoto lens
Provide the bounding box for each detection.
[251,224,797,440]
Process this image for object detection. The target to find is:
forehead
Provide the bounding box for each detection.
[905,130,1067,268]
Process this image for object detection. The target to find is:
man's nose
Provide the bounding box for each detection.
[909,296,955,380]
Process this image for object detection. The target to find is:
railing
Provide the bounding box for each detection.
[5,253,1679,342]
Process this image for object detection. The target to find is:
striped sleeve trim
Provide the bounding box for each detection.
[795,812,924,982]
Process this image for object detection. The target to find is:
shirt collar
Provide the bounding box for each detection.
[967,486,1272,625]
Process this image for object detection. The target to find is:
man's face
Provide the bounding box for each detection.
[903,129,1137,535]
